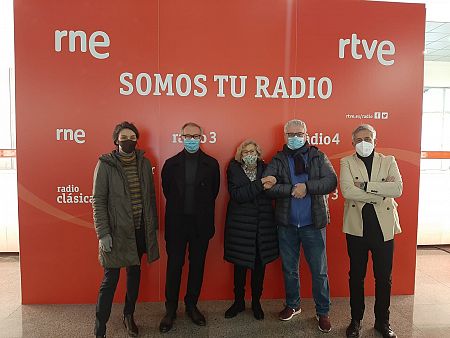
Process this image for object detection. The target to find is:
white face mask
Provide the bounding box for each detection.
[355,141,374,157]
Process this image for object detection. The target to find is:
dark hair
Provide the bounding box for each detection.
[112,121,140,145]
[181,122,203,135]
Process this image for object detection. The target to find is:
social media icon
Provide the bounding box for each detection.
[374,112,381,119]
[381,112,389,119]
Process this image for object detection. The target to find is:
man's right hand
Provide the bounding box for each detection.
[99,234,113,252]
[292,183,307,198]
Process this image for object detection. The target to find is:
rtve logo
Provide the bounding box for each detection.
[339,33,395,66]
[54,30,110,59]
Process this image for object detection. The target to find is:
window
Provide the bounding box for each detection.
[0,0,16,170]
[421,87,450,171]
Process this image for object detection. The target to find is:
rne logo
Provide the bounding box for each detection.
[54,30,110,59]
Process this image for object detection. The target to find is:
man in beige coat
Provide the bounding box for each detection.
[340,124,402,338]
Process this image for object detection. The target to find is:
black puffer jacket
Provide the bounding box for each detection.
[224,159,278,269]
[263,145,337,229]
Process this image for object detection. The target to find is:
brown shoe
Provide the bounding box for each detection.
[317,314,332,333]
[278,305,301,321]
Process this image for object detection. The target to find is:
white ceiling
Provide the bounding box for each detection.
[372,0,450,22]
[371,1,450,62]
[425,22,450,62]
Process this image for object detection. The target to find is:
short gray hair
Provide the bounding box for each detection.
[284,119,307,133]
[352,124,377,140]
[181,122,203,136]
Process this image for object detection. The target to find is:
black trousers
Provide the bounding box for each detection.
[165,215,210,313]
[346,215,394,323]
[94,227,146,336]
[233,249,265,302]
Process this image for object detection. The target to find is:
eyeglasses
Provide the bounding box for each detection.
[286,132,306,138]
[242,149,257,155]
[182,134,202,140]
[355,138,373,143]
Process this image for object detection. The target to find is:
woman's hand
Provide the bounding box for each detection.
[262,175,277,189]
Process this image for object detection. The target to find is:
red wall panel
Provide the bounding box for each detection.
[14,0,424,304]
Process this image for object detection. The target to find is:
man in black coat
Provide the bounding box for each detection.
[159,122,220,333]
[264,119,337,333]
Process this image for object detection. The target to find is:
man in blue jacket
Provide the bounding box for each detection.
[264,119,337,333]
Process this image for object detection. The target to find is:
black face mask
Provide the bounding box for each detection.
[118,140,137,154]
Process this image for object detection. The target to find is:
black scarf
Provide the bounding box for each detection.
[283,143,309,175]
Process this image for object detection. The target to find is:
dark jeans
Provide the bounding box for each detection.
[94,227,146,336]
[233,247,266,302]
[165,215,209,313]
[278,224,330,315]
[346,218,394,322]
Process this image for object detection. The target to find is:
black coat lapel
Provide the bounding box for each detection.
[194,149,208,188]
[173,150,186,195]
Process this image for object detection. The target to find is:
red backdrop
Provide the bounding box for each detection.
[14,0,425,304]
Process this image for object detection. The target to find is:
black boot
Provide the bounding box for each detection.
[374,321,397,338]
[346,319,361,338]
[251,299,264,320]
[123,314,138,337]
[186,305,206,326]
[159,311,176,333]
[225,300,245,318]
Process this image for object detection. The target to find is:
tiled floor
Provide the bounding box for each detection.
[1,248,450,337]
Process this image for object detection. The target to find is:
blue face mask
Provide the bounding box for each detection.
[183,138,200,153]
[287,136,305,150]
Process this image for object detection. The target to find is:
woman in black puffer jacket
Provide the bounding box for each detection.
[224,140,279,320]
